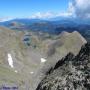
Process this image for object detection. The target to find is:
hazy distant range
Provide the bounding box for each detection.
[0,17,90,41]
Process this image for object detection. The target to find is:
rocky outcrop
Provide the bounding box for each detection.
[42,31,87,58]
[36,43,90,90]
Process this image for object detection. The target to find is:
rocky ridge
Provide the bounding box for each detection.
[36,43,90,90]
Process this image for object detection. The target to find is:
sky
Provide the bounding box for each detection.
[0,0,69,18]
[0,0,90,21]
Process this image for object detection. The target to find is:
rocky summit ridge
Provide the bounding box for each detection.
[36,43,90,90]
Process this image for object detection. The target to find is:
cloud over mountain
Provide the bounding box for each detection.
[30,12,56,19]
[0,0,90,20]
[0,17,13,22]
[72,0,90,18]
[30,11,73,19]
[30,0,90,19]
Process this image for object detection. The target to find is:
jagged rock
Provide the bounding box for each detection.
[36,43,90,90]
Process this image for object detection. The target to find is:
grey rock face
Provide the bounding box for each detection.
[36,43,90,90]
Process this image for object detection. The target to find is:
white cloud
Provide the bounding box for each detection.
[30,12,55,19]
[1,0,90,20]
[58,12,73,17]
[68,2,75,16]
[72,0,90,18]
[29,0,90,19]
[57,2,75,18]
[30,11,73,19]
[0,17,13,22]
[59,0,90,19]
[29,2,76,19]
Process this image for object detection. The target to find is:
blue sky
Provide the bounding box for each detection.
[0,0,69,18]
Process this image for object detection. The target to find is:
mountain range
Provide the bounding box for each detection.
[0,26,87,90]
[0,17,90,90]
[0,18,90,41]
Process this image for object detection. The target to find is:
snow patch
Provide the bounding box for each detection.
[30,72,34,74]
[15,70,18,73]
[8,53,14,68]
[41,58,47,63]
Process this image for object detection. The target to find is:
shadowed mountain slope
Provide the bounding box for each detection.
[36,43,90,90]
